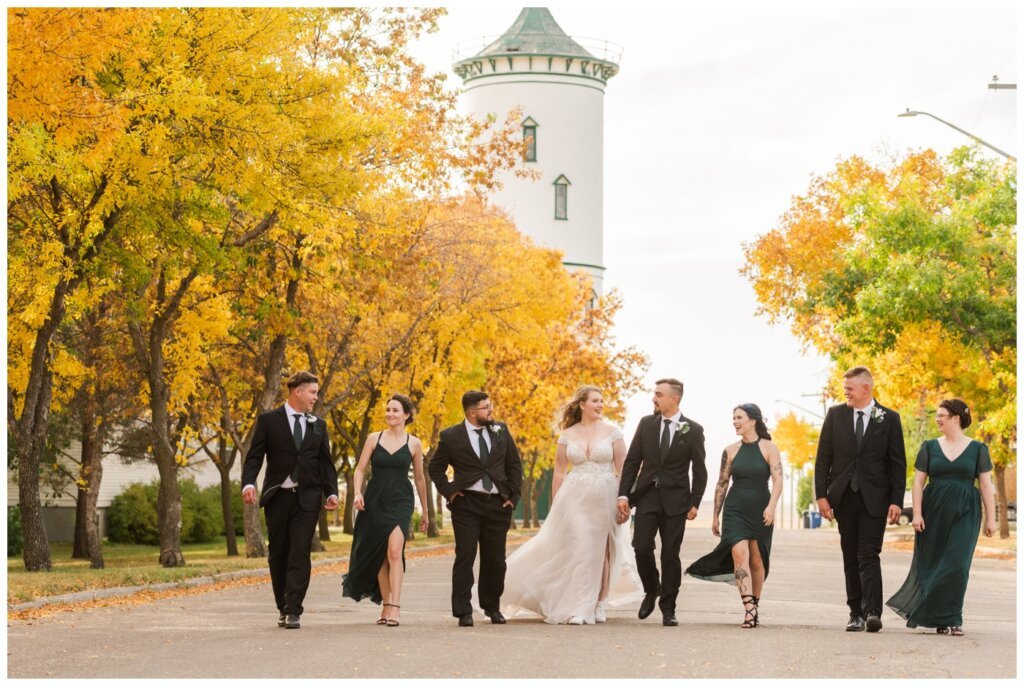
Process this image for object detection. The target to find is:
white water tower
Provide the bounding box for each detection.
[454,7,621,296]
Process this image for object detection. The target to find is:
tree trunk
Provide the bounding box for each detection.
[993,462,1010,539]
[531,479,541,528]
[72,397,105,568]
[424,476,438,538]
[520,478,533,530]
[318,507,331,542]
[218,464,239,556]
[14,298,63,572]
[342,470,356,535]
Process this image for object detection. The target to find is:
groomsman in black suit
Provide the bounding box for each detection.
[428,391,522,627]
[242,371,339,629]
[617,378,708,626]
[815,366,906,633]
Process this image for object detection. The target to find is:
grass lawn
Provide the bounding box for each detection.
[7,527,458,605]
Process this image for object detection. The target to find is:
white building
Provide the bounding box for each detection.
[453,7,621,297]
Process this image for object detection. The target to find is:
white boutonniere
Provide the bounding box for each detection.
[489,424,503,435]
[678,421,691,435]
[305,414,317,424]
[871,407,885,424]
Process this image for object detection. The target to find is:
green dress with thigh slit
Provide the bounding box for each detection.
[686,440,774,583]
[342,433,414,603]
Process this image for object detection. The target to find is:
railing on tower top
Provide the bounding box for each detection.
[452,36,624,65]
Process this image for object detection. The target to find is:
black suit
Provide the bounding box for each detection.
[815,401,906,617]
[619,413,708,613]
[428,421,522,617]
[242,406,339,616]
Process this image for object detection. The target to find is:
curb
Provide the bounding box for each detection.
[8,535,536,613]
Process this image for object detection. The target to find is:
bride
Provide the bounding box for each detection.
[500,385,644,624]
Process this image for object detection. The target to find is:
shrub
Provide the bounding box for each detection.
[180,479,220,543]
[8,507,23,556]
[108,482,159,544]
[109,479,223,544]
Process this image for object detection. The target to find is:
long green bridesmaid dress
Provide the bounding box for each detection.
[886,439,992,629]
[342,433,415,604]
[686,440,773,583]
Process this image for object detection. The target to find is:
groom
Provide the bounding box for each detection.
[242,371,339,629]
[428,391,522,627]
[815,366,905,633]
[617,378,707,626]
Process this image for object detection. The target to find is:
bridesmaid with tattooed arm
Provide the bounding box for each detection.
[686,404,782,628]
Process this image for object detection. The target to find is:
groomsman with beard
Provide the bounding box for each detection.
[429,391,522,627]
[617,378,708,626]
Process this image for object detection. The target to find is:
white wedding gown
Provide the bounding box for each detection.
[497,428,644,624]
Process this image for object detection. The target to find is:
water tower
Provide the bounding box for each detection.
[454,7,620,297]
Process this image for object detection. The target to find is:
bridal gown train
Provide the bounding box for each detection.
[497,428,644,624]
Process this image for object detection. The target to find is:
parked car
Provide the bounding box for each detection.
[899,493,914,526]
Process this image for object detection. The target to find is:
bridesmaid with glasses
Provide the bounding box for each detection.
[886,399,997,636]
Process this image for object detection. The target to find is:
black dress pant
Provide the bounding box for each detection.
[632,487,687,612]
[449,491,513,617]
[834,487,887,617]
[265,489,320,616]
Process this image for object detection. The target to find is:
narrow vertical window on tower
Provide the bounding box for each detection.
[553,174,570,220]
[522,116,538,162]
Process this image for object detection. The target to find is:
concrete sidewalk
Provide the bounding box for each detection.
[7,527,1015,678]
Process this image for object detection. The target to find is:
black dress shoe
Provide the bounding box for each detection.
[458,614,474,627]
[484,610,506,624]
[638,592,658,620]
[846,614,865,632]
[865,613,882,632]
[284,614,300,629]
[662,613,679,627]
[278,614,287,628]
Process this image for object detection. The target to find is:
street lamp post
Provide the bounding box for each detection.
[898,109,1016,161]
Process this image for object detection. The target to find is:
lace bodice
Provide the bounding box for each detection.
[558,427,623,476]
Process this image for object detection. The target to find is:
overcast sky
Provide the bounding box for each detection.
[409,4,1017,476]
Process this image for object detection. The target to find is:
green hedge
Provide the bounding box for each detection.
[8,507,23,556]
[108,479,243,544]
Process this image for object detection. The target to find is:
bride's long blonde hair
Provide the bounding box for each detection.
[558,385,603,430]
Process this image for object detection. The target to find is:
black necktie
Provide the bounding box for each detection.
[293,414,303,451]
[851,411,865,492]
[660,418,672,460]
[475,428,493,491]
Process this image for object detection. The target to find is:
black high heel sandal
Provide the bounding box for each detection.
[377,603,392,625]
[741,594,758,629]
[386,604,400,627]
[753,595,760,627]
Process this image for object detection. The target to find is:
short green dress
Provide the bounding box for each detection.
[686,440,773,583]
[342,433,414,604]
[886,439,992,628]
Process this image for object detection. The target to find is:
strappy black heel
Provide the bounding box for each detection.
[385,603,400,627]
[741,594,758,628]
[753,595,761,627]
[377,603,391,625]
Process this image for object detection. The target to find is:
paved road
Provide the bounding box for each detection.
[7,526,1015,678]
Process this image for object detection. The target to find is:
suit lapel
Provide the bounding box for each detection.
[459,423,479,460]
[857,401,882,453]
[299,414,319,451]
[276,407,297,454]
[645,414,662,464]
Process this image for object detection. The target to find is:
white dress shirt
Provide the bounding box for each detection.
[852,399,875,435]
[464,420,498,494]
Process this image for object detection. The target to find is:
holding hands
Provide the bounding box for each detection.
[615,498,630,525]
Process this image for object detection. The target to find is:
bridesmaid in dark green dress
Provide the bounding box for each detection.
[686,404,783,628]
[342,394,428,626]
[886,398,997,636]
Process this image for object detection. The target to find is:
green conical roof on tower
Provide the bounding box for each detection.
[476,7,595,59]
